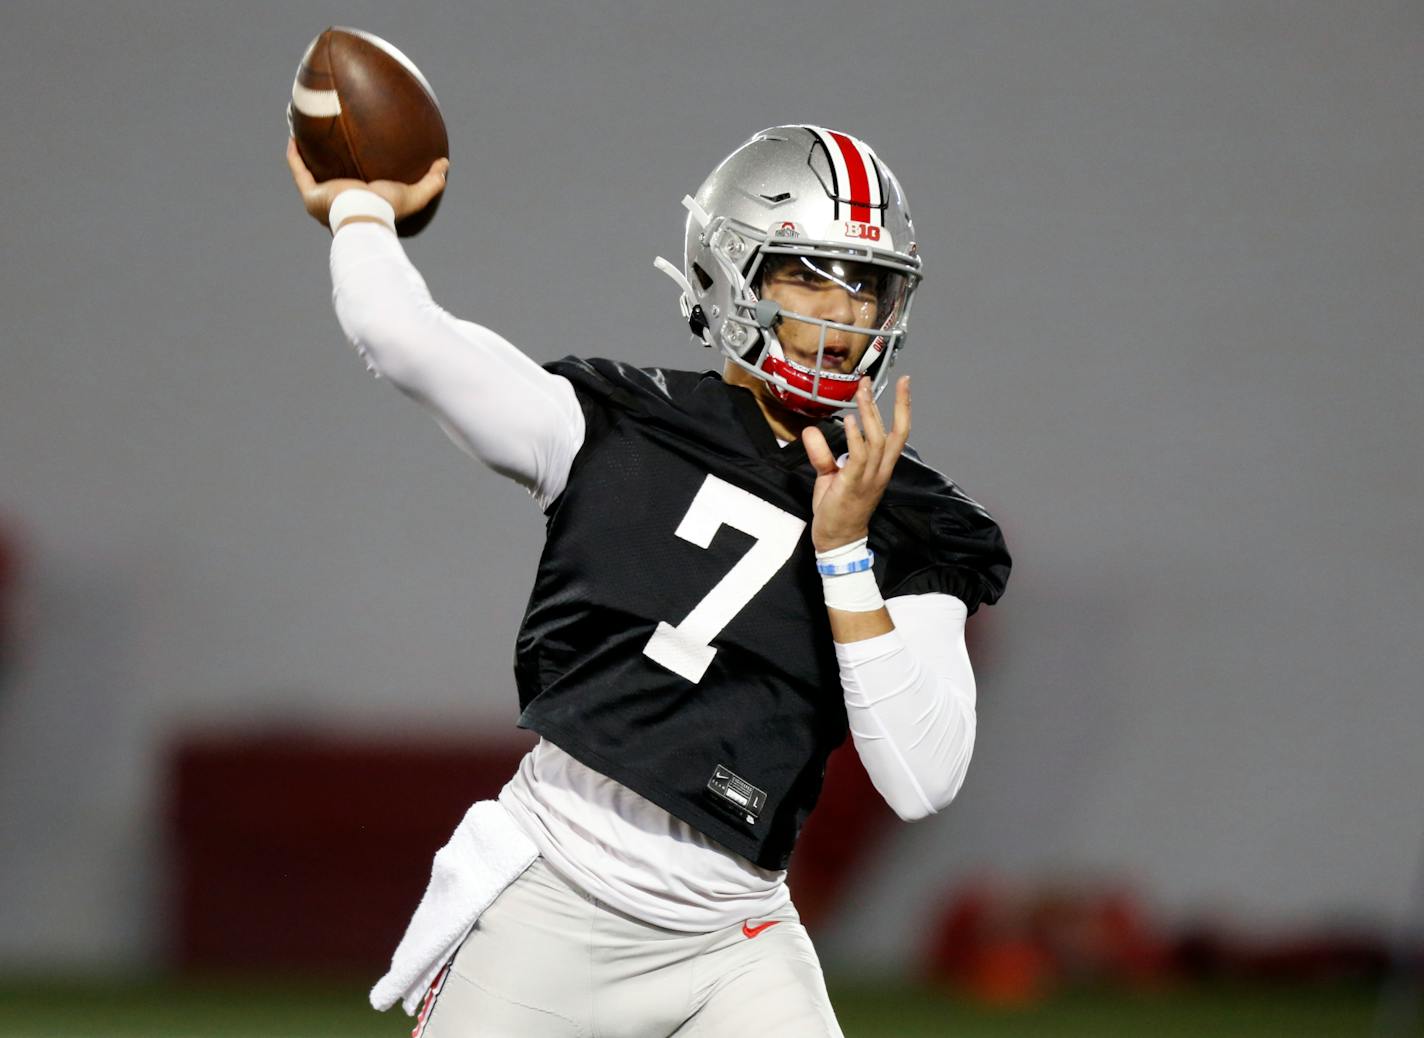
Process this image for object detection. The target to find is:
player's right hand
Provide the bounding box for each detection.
[803,375,911,553]
[286,139,449,230]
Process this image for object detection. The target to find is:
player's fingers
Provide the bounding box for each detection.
[882,376,911,480]
[802,425,839,475]
[857,378,885,444]
[286,138,317,193]
[885,374,910,444]
[409,159,450,207]
[841,412,868,480]
[379,159,449,218]
[854,379,885,477]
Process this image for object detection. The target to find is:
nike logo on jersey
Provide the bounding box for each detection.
[742,919,781,939]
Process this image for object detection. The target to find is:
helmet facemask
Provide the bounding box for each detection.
[729,247,917,417]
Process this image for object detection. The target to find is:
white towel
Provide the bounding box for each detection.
[370,799,539,1015]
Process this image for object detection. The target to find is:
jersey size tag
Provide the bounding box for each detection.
[707,765,767,825]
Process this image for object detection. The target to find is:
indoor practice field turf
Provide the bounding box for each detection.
[0,977,1408,1037]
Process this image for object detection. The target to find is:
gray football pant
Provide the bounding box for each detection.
[417,858,844,1037]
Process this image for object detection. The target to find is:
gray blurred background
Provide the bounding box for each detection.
[1,0,1420,978]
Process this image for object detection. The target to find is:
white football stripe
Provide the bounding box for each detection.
[291,80,341,117]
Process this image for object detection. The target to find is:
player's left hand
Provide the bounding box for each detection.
[803,376,911,552]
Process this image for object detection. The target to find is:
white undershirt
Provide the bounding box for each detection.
[329,214,979,931]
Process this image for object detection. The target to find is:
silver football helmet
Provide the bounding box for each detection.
[655,125,922,416]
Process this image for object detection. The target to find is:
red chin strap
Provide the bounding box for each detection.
[760,354,861,418]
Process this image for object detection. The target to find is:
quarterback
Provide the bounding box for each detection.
[288,125,1009,1037]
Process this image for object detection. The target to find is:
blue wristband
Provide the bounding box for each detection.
[816,550,875,576]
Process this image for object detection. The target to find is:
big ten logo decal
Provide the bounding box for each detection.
[843,221,881,242]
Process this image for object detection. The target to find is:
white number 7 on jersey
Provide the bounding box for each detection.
[642,475,806,683]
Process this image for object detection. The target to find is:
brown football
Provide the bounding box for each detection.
[288,27,449,236]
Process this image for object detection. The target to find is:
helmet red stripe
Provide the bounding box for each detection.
[828,131,873,224]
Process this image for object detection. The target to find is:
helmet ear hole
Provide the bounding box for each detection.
[691,262,714,292]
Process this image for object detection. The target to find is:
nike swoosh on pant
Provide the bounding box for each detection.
[741,920,781,939]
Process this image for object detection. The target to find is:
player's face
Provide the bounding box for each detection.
[758,256,882,373]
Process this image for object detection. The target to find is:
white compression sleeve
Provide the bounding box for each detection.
[836,593,977,821]
[329,220,585,509]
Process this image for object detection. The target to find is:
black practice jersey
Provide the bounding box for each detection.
[513,357,1010,869]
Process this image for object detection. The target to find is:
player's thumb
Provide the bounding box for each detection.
[802,426,838,475]
[407,159,449,211]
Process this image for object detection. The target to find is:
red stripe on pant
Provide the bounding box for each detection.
[412,963,451,1038]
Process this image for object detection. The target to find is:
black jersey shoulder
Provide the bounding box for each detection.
[545,355,789,458]
[546,356,721,426]
[873,444,1011,612]
[548,355,711,404]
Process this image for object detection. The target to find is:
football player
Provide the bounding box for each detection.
[288,125,1009,1037]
